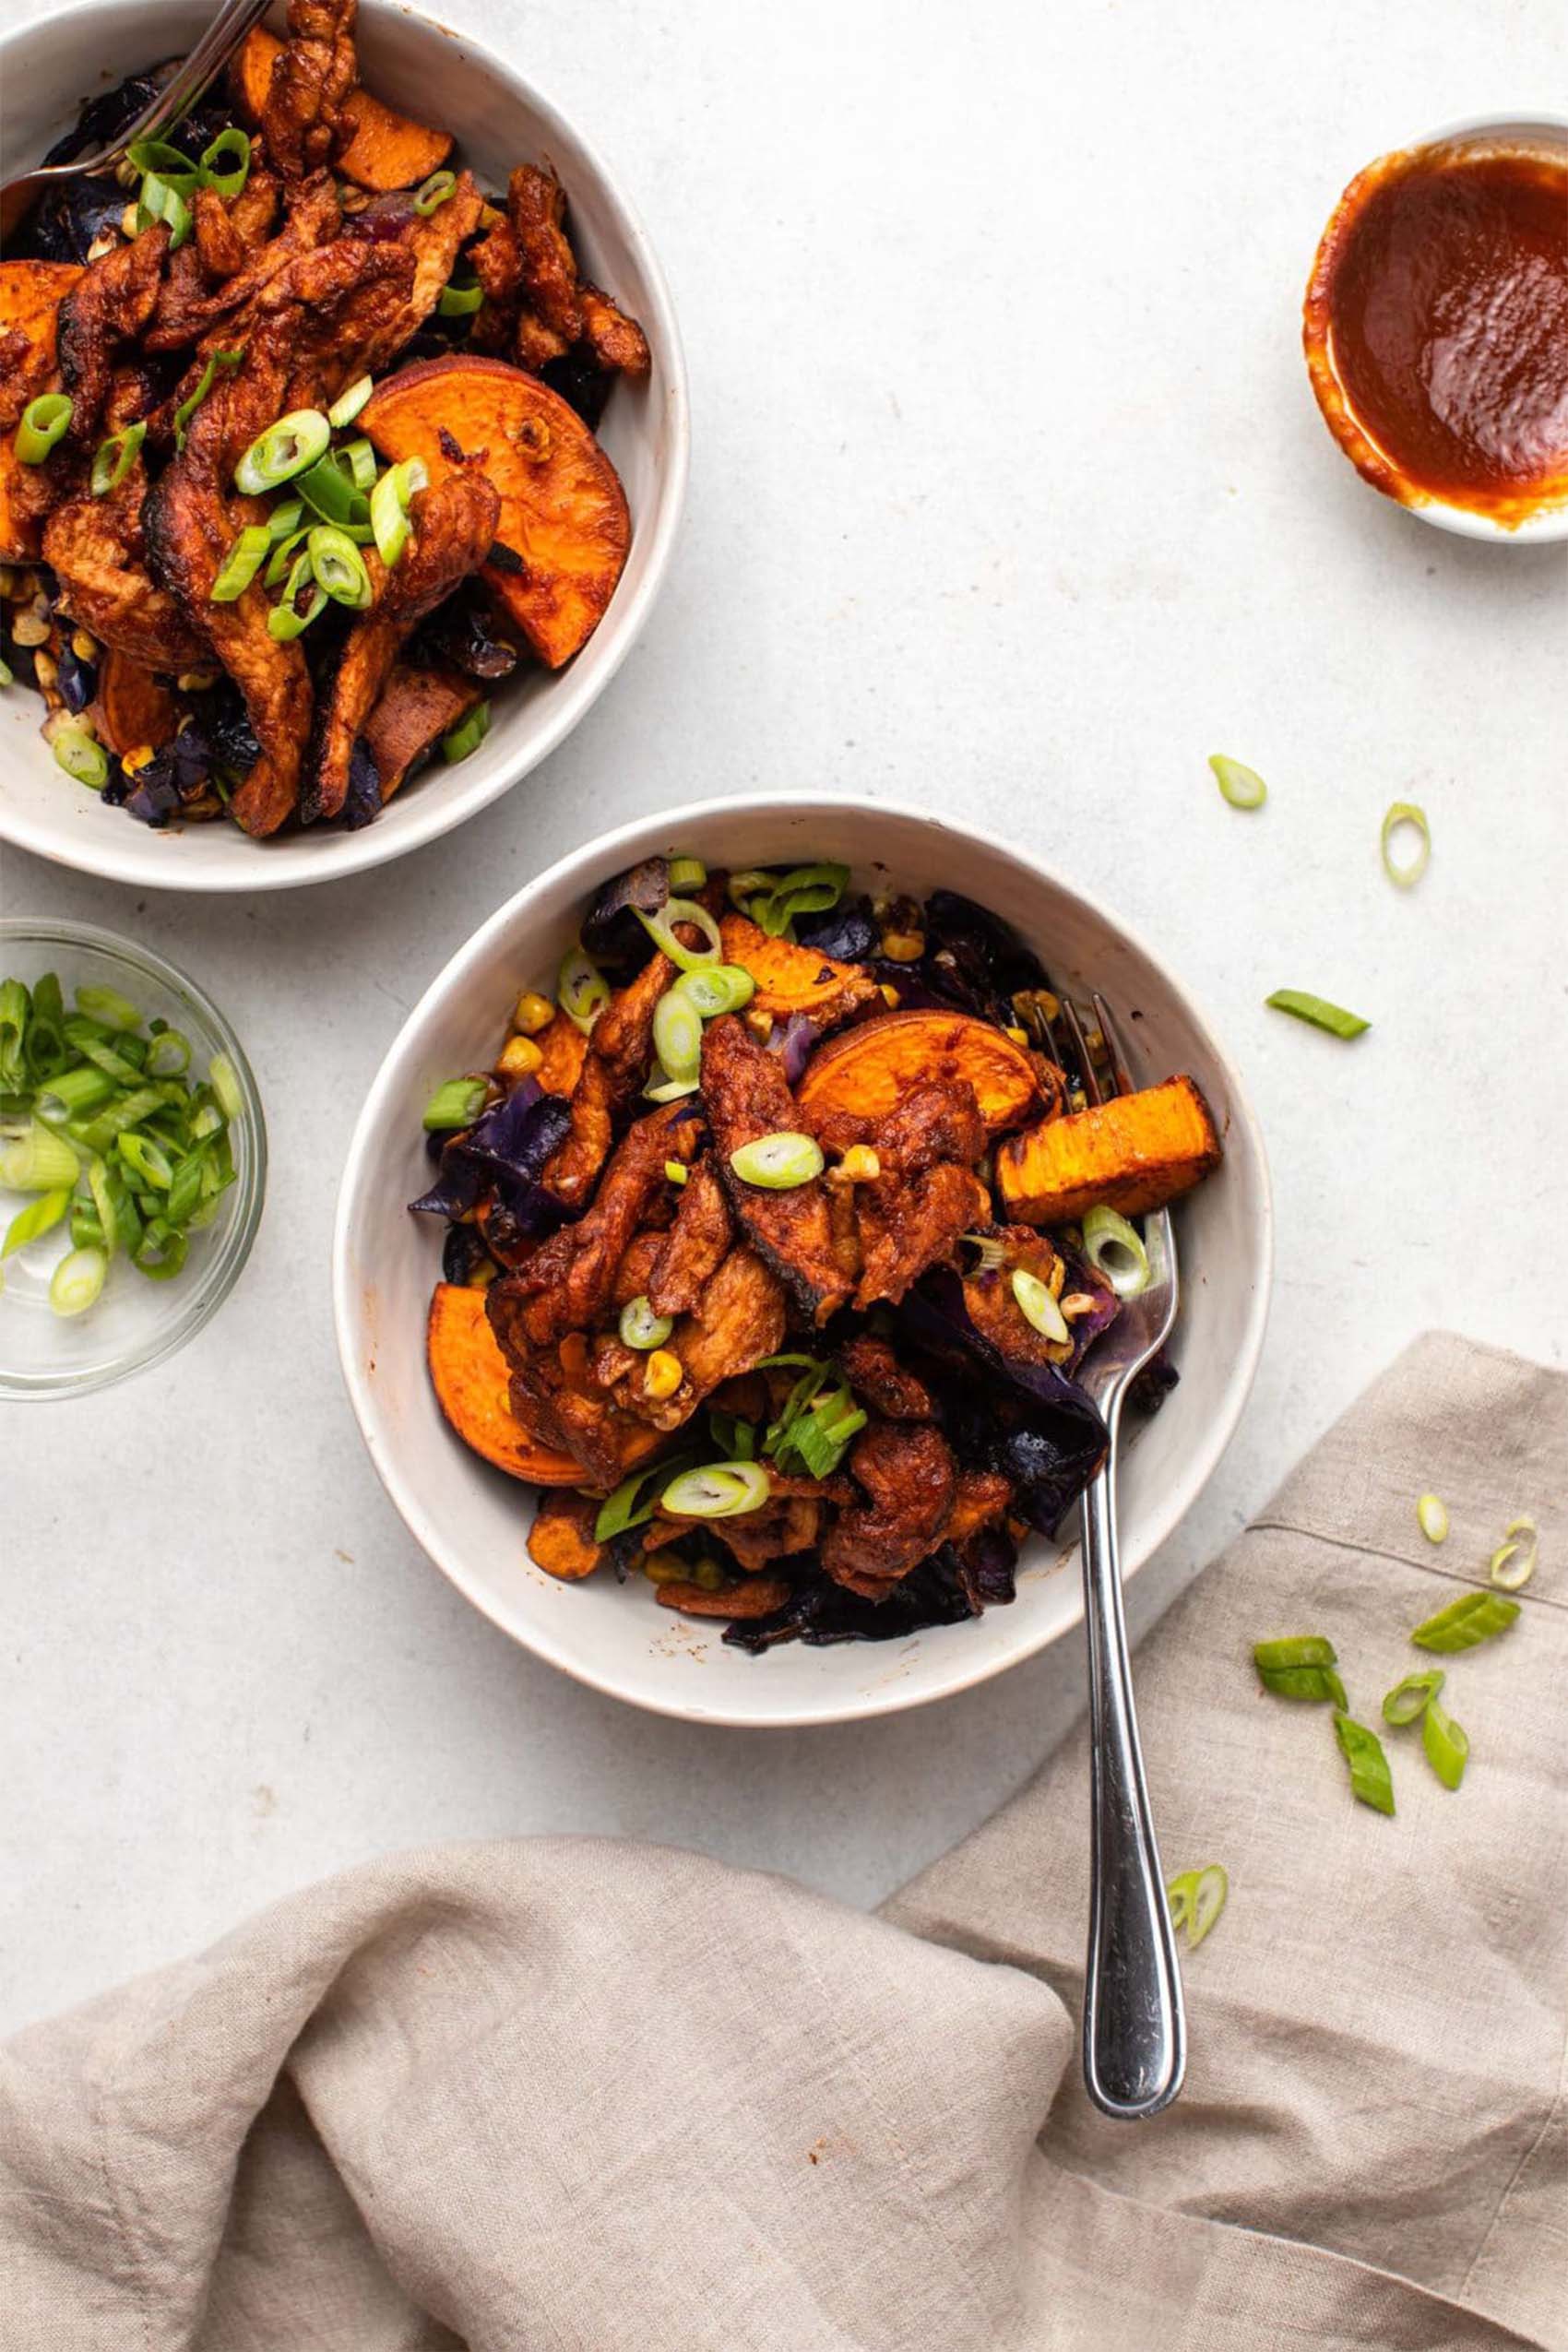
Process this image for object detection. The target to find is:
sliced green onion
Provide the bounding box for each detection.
[0,659,11,688]
[49,1243,106,1316]
[51,724,109,790]
[674,964,754,1018]
[174,348,244,450]
[593,1453,695,1543]
[16,393,72,465]
[74,984,141,1034]
[1421,1695,1468,1791]
[1254,1635,1337,1670]
[652,988,704,1087]
[727,869,776,912]
[234,407,331,496]
[308,525,374,609]
[558,944,611,1035]
[198,125,251,199]
[1166,1864,1228,1950]
[327,374,374,429]
[1265,990,1370,1039]
[1081,1205,1150,1298]
[0,1120,78,1193]
[437,278,483,317]
[1410,1591,1520,1653]
[70,1197,105,1252]
[1012,1265,1069,1343]
[661,1461,773,1519]
[267,554,327,641]
[27,974,68,1078]
[267,497,305,543]
[1253,1633,1347,1708]
[1489,1515,1538,1592]
[209,523,270,602]
[730,1132,825,1189]
[118,1131,172,1191]
[636,896,723,972]
[1209,754,1267,810]
[339,435,377,492]
[748,863,849,936]
[413,169,457,215]
[133,1221,188,1280]
[0,977,27,1088]
[668,855,707,891]
[645,1073,699,1102]
[441,701,490,763]
[145,1030,191,1079]
[422,1076,487,1132]
[295,455,370,530]
[664,1159,689,1186]
[127,135,200,187]
[1382,1669,1444,1727]
[1333,1711,1396,1816]
[370,457,427,566]
[2,1186,69,1256]
[1381,801,1431,890]
[1416,1492,1449,1544]
[264,524,312,589]
[962,1231,1008,1273]
[91,420,147,496]
[87,1157,125,1257]
[164,1152,204,1226]
[620,1294,674,1351]
[208,1054,244,1123]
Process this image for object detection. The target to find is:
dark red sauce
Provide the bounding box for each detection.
[1304,139,1568,523]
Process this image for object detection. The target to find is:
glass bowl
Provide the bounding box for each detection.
[0,921,266,1399]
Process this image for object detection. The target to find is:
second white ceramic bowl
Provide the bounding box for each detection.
[333,796,1273,1728]
[0,0,688,890]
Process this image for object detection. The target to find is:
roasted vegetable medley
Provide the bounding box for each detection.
[415,856,1223,1649]
[0,0,647,837]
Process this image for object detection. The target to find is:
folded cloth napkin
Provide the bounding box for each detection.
[2,1333,1562,2352]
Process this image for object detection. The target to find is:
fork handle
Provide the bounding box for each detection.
[1078,1443,1186,2120]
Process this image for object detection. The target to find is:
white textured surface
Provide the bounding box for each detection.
[1,0,1563,2032]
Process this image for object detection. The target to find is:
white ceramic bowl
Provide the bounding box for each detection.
[334,797,1273,1728]
[0,0,688,889]
[1304,113,1568,545]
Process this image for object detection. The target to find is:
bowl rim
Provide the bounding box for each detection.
[331,791,1275,1728]
[1303,111,1568,546]
[0,0,692,893]
[0,916,267,1399]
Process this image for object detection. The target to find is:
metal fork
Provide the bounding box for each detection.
[0,0,275,246]
[1052,989,1186,2121]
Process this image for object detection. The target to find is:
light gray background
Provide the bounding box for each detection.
[2,0,1563,2033]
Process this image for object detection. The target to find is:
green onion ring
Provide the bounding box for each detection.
[208,1055,244,1123]
[234,407,331,496]
[652,988,704,1086]
[437,279,483,317]
[1381,801,1431,890]
[440,701,490,764]
[90,420,147,496]
[1333,1711,1396,1815]
[51,724,109,791]
[422,1076,487,1132]
[729,1132,825,1190]
[145,1030,191,1080]
[209,524,271,602]
[1410,1590,1520,1653]
[674,964,754,1018]
[174,348,244,451]
[133,1221,189,1281]
[327,374,374,429]
[0,1120,78,1193]
[266,555,327,641]
[263,524,313,588]
[370,457,427,566]
[660,1461,773,1519]
[635,895,723,971]
[962,1230,1007,1273]
[339,435,378,492]
[1254,1635,1337,1671]
[266,496,305,543]
[49,1242,106,1316]
[308,524,374,609]
[0,659,12,688]
[412,169,457,215]
[620,1294,674,1351]
[15,393,73,465]
[2,1186,70,1257]
[295,454,371,530]
[1381,1669,1444,1727]
[118,1130,172,1191]
[127,135,200,186]
[1489,1515,1538,1592]
[1421,1695,1468,1790]
[558,944,611,1035]
[667,855,707,892]
[1209,754,1267,810]
[645,1074,699,1102]
[137,172,193,247]
[749,863,850,936]
[1167,1864,1229,1949]
[594,1453,696,1543]
[1265,989,1370,1039]
[1081,1205,1150,1297]
[198,125,251,199]
[1012,1265,1069,1342]
[1416,1492,1449,1544]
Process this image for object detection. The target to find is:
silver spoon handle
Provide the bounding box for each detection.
[1078,1448,1186,2120]
[23,0,275,187]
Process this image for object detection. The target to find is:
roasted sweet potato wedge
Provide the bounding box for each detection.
[361,355,630,668]
[93,648,179,758]
[0,259,81,355]
[719,911,880,1028]
[362,660,481,803]
[531,1010,588,1097]
[0,261,81,562]
[527,1491,603,1580]
[995,1075,1221,1224]
[232,28,453,190]
[427,1280,582,1483]
[797,1010,1046,1137]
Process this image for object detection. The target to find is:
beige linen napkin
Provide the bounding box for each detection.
[2,1333,1563,2351]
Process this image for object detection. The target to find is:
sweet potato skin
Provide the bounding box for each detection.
[232,28,452,189]
[93,648,179,758]
[527,1491,603,1580]
[797,1010,1047,1137]
[427,1280,582,1483]
[361,354,630,668]
[719,911,880,1028]
[0,259,81,356]
[995,1075,1221,1224]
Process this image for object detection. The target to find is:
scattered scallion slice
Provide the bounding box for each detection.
[266,553,327,641]
[1381,801,1431,890]
[1166,1863,1228,1950]
[1253,1633,1347,1708]
[1209,754,1267,810]
[441,700,490,763]
[118,1130,172,1190]
[90,419,146,496]
[0,1120,79,1194]
[1381,1669,1443,1727]
[145,1030,191,1079]
[209,524,271,602]
[1012,1265,1069,1343]
[645,1074,699,1102]
[667,855,707,891]
[961,1231,1007,1273]
[339,435,377,492]
[593,1453,695,1542]
[1081,1205,1150,1298]
[327,375,374,429]
[267,496,305,543]
[127,135,200,187]
[16,393,72,465]
[1265,990,1370,1039]
[674,963,754,1018]
[49,1243,106,1316]
[234,406,331,496]
[1333,1711,1396,1815]
[558,944,611,1035]
[746,863,849,937]
[308,525,374,609]
[138,172,194,249]
[2,1186,69,1257]
[199,125,251,199]
[1489,1515,1538,1592]
[620,1294,674,1351]
[208,1055,244,1123]
[1410,1591,1520,1652]
[173,348,244,450]
[636,895,723,972]
[295,454,371,530]
[370,457,427,565]
[730,1132,825,1189]
[436,278,483,316]
[1416,1492,1449,1544]
[1421,1695,1468,1791]
[652,988,704,1087]
[75,985,140,1033]
[422,1076,487,1132]
[661,1461,773,1519]
[413,168,457,215]
[51,725,109,790]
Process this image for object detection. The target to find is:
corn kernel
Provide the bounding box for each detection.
[878,982,901,1009]
[121,743,157,775]
[743,1007,774,1042]
[497,1034,542,1078]
[120,202,140,238]
[879,930,925,963]
[644,1348,682,1401]
[643,1550,685,1586]
[70,629,97,662]
[32,649,59,696]
[12,601,51,648]
[1060,1291,1099,1321]
[512,989,554,1036]
[176,668,218,694]
[837,1146,881,1182]
[1004,1025,1029,1047]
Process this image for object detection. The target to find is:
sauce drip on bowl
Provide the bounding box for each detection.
[1304,138,1568,524]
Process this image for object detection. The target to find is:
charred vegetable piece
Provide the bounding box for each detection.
[232,27,454,190]
[797,1009,1048,1138]
[361,660,482,805]
[580,856,671,966]
[718,911,880,1028]
[427,1281,582,1483]
[93,649,180,759]
[997,1075,1220,1225]
[527,1491,604,1580]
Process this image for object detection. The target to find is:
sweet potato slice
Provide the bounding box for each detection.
[797,1011,1046,1138]
[427,1280,582,1483]
[527,1491,603,1580]
[232,27,452,190]
[656,1574,791,1619]
[995,1075,1221,1225]
[362,660,481,804]
[719,911,880,1028]
[93,648,180,758]
[0,259,82,358]
[0,261,81,561]
[531,1010,588,1098]
[361,354,630,668]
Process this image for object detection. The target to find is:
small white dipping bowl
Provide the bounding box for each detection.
[333,797,1273,1728]
[0,0,688,890]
